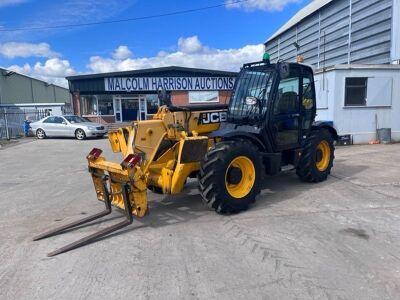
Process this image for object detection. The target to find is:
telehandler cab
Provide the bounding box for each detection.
[34,54,337,256]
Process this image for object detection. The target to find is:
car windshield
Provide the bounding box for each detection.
[229,68,273,122]
[64,116,89,124]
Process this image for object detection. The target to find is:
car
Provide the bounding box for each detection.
[30,115,108,140]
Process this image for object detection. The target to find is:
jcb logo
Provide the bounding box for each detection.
[199,111,227,125]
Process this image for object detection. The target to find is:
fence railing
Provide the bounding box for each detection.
[0,108,49,139]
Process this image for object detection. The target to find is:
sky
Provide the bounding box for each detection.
[0,0,311,87]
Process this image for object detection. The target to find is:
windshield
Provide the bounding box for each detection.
[229,68,273,121]
[64,116,89,123]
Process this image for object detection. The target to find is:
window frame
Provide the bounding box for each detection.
[81,95,115,117]
[188,91,219,104]
[274,75,300,116]
[53,116,65,124]
[43,116,56,123]
[344,77,368,107]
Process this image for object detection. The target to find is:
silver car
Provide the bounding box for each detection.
[30,115,107,140]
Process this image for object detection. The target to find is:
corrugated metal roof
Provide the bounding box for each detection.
[0,67,67,90]
[266,0,333,43]
[264,0,394,67]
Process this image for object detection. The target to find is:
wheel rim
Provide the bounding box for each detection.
[225,156,256,199]
[316,140,331,171]
[76,130,84,139]
[37,129,44,138]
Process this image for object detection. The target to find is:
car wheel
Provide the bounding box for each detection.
[75,129,86,140]
[36,128,46,139]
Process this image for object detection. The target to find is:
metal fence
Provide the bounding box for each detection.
[0,108,49,139]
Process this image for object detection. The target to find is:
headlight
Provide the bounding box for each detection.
[87,126,96,130]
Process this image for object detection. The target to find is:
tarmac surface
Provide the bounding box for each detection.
[0,138,400,300]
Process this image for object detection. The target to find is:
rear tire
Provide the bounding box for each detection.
[198,140,263,214]
[296,129,335,182]
[75,129,86,140]
[36,128,46,139]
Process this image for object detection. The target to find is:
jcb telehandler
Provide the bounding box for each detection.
[34,53,337,256]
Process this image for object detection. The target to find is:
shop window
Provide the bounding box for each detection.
[80,95,97,115]
[97,95,114,115]
[81,95,113,115]
[345,78,367,106]
[189,91,219,104]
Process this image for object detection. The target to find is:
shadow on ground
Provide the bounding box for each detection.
[91,162,369,242]
[38,160,369,253]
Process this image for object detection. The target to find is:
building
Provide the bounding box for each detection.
[315,65,400,143]
[264,0,400,143]
[67,66,237,124]
[0,67,72,115]
[265,0,399,66]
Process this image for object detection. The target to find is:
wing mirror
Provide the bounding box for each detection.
[245,96,258,106]
[62,121,67,125]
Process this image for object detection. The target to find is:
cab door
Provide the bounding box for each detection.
[271,68,302,151]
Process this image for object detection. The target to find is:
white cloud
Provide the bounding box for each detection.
[178,36,206,54]
[7,58,76,87]
[0,42,59,59]
[2,36,264,88]
[32,58,75,77]
[88,36,264,73]
[112,45,132,60]
[225,0,301,12]
[0,0,28,7]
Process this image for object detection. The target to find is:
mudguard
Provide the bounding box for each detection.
[209,126,267,151]
[312,121,338,140]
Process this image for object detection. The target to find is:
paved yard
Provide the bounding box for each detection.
[0,138,400,300]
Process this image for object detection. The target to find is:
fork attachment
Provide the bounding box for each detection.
[33,173,134,257]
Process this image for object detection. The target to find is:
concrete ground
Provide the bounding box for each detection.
[0,138,400,300]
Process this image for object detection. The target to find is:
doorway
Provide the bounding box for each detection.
[113,95,147,123]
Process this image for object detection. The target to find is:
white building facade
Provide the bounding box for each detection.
[315,65,400,143]
[265,0,400,144]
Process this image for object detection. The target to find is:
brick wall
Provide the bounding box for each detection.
[171,91,188,106]
[84,115,115,124]
[72,92,80,115]
[218,91,231,104]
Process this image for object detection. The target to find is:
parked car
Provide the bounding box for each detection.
[30,115,107,140]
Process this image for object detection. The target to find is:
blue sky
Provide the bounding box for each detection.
[0,0,310,86]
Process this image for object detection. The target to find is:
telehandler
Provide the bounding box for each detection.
[34,53,337,256]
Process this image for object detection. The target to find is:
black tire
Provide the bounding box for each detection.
[148,186,164,194]
[296,129,335,183]
[36,128,46,139]
[75,129,86,140]
[198,140,263,214]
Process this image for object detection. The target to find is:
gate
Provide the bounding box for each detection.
[0,108,48,139]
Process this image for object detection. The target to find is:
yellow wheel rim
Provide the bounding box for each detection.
[225,156,256,199]
[316,140,331,172]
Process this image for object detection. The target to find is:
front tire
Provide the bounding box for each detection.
[36,128,46,139]
[75,129,86,140]
[198,140,263,214]
[296,129,335,182]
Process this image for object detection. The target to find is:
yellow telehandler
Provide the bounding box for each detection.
[34,54,337,256]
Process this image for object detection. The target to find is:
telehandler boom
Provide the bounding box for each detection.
[34,54,337,256]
